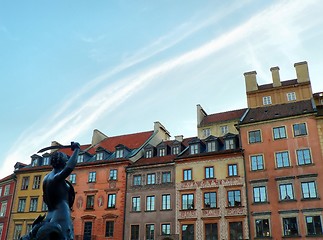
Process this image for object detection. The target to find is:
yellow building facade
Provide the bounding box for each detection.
[8,166,50,240]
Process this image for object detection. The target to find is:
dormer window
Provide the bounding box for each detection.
[96,152,104,161]
[32,158,38,167]
[145,150,153,158]
[77,155,84,163]
[221,125,229,135]
[225,139,235,150]
[116,149,124,158]
[263,96,272,105]
[159,148,166,157]
[190,144,199,154]
[207,141,216,152]
[43,156,50,165]
[287,92,296,101]
[172,145,180,155]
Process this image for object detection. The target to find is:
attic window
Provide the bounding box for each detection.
[43,156,50,165]
[172,145,180,155]
[203,128,211,138]
[263,96,272,105]
[159,148,166,157]
[96,152,104,161]
[77,155,84,163]
[287,92,296,101]
[145,149,153,158]
[116,149,124,158]
[225,139,235,150]
[190,144,199,155]
[207,141,216,152]
[221,125,228,135]
[31,158,38,167]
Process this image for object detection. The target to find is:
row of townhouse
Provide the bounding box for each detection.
[0,61,323,240]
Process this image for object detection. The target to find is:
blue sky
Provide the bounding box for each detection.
[1,0,323,178]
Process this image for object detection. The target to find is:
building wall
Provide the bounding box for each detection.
[240,115,323,239]
[0,176,15,240]
[125,164,177,240]
[8,169,49,240]
[198,119,239,139]
[72,161,129,240]
[175,153,249,240]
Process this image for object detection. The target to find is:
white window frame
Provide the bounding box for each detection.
[263,96,272,105]
[287,92,296,101]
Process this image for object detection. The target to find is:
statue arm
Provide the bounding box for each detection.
[55,142,81,180]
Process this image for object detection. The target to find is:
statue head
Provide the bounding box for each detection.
[51,152,68,169]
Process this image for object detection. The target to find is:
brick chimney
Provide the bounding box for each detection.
[244,71,258,92]
[270,66,281,87]
[294,61,310,83]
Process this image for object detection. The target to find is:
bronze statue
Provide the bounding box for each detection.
[21,142,80,240]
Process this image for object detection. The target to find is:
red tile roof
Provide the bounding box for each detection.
[200,108,247,126]
[240,100,315,124]
[87,131,154,154]
[0,173,15,183]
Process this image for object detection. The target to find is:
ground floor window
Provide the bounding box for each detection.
[13,224,22,240]
[131,225,139,240]
[205,223,218,240]
[306,216,323,236]
[182,224,194,240]
[146,224,155,240]
[105,221,114,237]
[229,221,243,239]
[283,217,298,236]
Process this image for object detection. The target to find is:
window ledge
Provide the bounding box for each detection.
[254,237,272,239]
[226,206,244,209]
[160,209,172,211]
[252,202,270,205]
[279,199,297,203]
[301,197,320,201]
[297,163,314,167]
[306,234,323,237]
[180,209,196,211]
[226,175,240,178]
[144,210,156,213]
[181,180,194,183]
[203,207,218,210]
[282,235,301,238]
[275,166,293,170]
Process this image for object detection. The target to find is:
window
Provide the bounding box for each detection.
[145,150,153,158]
[161,224,171,235]
[77,155,84,163]
[96,152,104,160]
[107,194,116,208]
[301,181,317,199]
[162,172,171,183]
[131,225,139,240]
[0,187,2,197]
[21,177,29,190]
[182,224,194,240]
[4,185,9,196]
[225,139,235,150]
[132,197,140,212]
[105,221,114,237]
[283,217,298,236]
[273,126,286,140]
[205,223,218,240]
[221,125,229,135]
[287,92,296,101]
[204,192,216,208]
[133,175,141,186]
[42,201,48,211]
[229,222,243,239]
[293,123,307,136]
[116,149,124,158]
[207,141,216,152]
[297,149,312,165]
[183,169,192,181]
[161,194,171,210]
[88,172,96,182]
[29,198,38,212]
[203,128,211,137]
[205,167,214,179]
[228,190,241,207]
[43,156,50,165]
[190,144,199,154]
[182,194,194,210]
[33,175,41,189]
[32,158,38,167]
[159,148,166,157]
[306,216,323,235]
[255,219,270,237]
[263,96,272,105]
[228,164,238,176]
[86,195,94,209]
[69,173,76,184]
[172,146,180,155]
[109,169,117,180]
[0,223,3,240]
[0,201,7,216]
[17,199,26,212]
[146,224,155,240]
[13,224,22,240]
[275,151,290,168]
[147,173,156,185]
[249,130,261,143]
[253,186,267,203]
[279,183,294,200]
[146,196,155,211]
[251,155,264,171]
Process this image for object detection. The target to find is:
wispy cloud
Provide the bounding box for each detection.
[1,0,321,178]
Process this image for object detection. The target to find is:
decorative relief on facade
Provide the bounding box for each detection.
[202,208,220,217]
[225,207,247,216]
[178,210,197,219]
[77,196,83,209]
[97,195,104,208]
[109,181,116,189]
